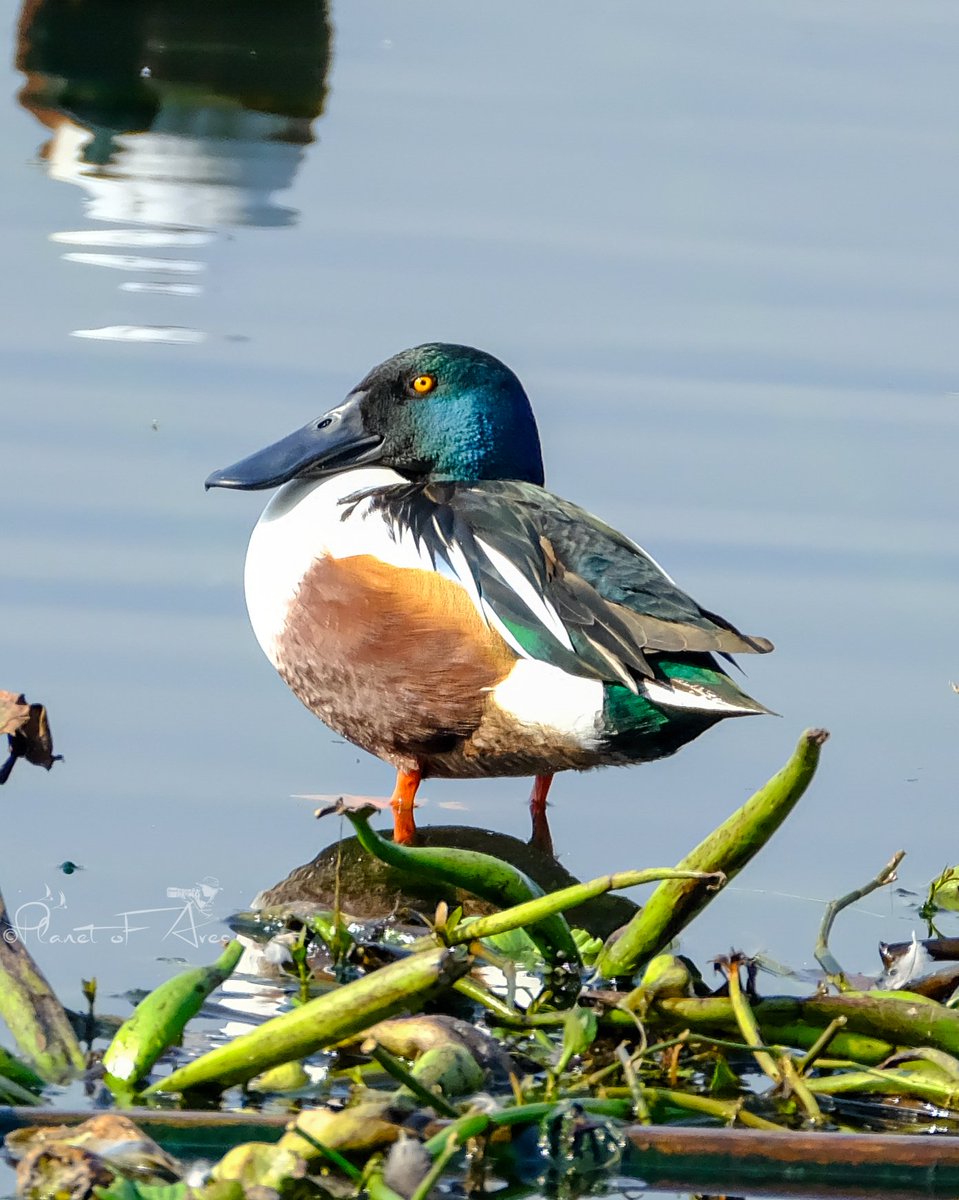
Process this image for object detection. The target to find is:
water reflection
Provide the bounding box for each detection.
[16,0,331,343]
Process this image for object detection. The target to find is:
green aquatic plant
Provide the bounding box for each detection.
[17,723,959,1198]
[595,728,829,979]
[145,944,472,1095]
[103,941,244,1088]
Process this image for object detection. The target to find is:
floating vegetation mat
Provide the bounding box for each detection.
[6,728,959,1198]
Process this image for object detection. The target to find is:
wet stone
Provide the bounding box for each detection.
[255,825,638,941]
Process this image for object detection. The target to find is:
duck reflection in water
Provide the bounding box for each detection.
[15,0,331,340]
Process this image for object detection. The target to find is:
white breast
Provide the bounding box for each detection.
[243,467,437,665]
[242,468,609,755]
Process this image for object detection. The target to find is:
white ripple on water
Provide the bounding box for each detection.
[71,325,206,344]
[61,252,205,273]
[119,281,203,296]
[51,229,214,248]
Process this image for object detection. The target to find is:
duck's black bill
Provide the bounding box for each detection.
[205,390,383,491]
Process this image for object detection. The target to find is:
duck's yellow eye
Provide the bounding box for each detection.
[411,374,436,395]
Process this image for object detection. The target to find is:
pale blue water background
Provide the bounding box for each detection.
[1,5,958,1179]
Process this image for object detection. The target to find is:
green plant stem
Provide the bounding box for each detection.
[445,868,721,946]
[103,940,244,1086]
[0,886,85,1083]
[452,975,518,1020]
[723,959,782,1084]
[779,1053,824,1126]
[146,945,471,1094]
[286,1124,363,1181]
[814,851,905,990]
[635,996,907,1064]
[0,1047,45,1095]
[411,1133,462,1200]
[490,1009,567,1030]
[366,1170,409,1200]
[633,1086,783,1131]
[421,1099,633,1156]
[595,729,829,979]
[616,1043,650,1123]
[797,1017,848,1074]
[805,1066,959,1105]
[0,1074,44,1105]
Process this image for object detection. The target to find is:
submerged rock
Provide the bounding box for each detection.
[255,825,638,941]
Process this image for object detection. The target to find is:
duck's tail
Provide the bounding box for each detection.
[642,656,776,717]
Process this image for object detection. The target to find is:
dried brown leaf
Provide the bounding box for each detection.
[0,690,29,737]
[0,692,61,784]
[16,1143,113,1200]
[4,1113,181,1181]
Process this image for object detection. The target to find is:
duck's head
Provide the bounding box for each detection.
[206,343,544,491]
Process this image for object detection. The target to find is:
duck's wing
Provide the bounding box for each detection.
[364,480,772,692]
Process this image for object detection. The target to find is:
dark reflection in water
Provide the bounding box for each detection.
[15,0,331,341]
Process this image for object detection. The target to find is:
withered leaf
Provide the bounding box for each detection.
[5,1113,181,1184]
[15,1143,113,1200]
[0,690,29,736]
[0,691,61,785]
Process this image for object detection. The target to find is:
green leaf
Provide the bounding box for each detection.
[570,928,604,965]
[708,1054,741,1096]
[94,1180,190,1200]
[925,866,959,915]
[556,1005,598,1074]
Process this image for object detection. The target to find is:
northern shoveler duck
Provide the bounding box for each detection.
[206,344,773,852]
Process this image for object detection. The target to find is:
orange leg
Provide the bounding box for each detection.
[528,773,555,857]
[390,767,422,845]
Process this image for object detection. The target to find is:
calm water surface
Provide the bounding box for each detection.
[1,4,958,1185]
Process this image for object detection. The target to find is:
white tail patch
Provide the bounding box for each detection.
[641,678,758,715]
[491,659,604,748]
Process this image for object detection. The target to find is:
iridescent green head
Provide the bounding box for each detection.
[206,343,545,491]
